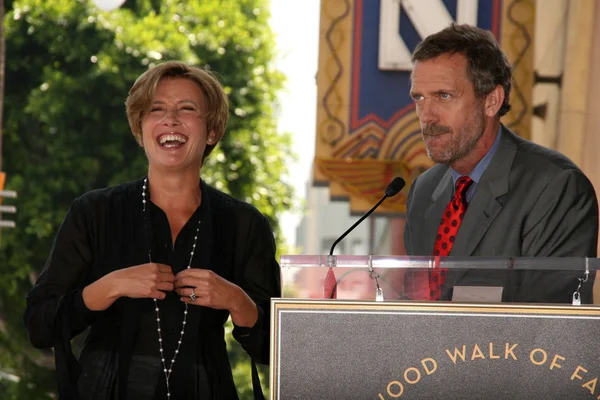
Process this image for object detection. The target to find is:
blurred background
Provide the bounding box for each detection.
[1,0,599,398]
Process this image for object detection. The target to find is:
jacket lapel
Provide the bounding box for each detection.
[441,126,517,297]
[449,181,504,256]
[450,126,516,255]
[421,170,453,254]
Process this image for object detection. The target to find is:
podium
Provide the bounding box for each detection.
[270,256,600,399]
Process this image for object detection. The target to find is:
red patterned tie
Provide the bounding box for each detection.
[429,176,474,300]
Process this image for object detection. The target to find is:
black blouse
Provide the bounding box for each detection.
[23,178,281,400]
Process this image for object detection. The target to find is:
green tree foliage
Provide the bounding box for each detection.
[0,0,294,397]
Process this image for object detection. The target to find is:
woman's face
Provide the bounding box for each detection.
[141,77,215,172]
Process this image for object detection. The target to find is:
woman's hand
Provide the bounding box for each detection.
[82,263,174,311]
[174,269,258,328]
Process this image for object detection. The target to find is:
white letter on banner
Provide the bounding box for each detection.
[378,0,479,71]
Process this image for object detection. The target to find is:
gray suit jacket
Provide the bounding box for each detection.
[404,125,599,302]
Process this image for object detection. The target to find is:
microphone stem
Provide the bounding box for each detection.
[329,194,389,256]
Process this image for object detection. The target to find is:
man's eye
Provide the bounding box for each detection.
[411,95,423,102]
[440,93,450,100]
[150,108,163,112]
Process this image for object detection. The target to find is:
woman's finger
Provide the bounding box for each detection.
[155,263,173,273]
[150,290,167,300]
[175,268,213,280]
[177,288,205,306]
[158,272,175,282]
[174,276,204,288]
[156,282,174,292]
[176,287,204,298]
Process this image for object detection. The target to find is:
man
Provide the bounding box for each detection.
[403,24,598,303]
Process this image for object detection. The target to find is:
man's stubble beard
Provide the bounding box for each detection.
[423,104,486,166]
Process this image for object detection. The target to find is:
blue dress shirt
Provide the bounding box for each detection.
[451,127,502,203]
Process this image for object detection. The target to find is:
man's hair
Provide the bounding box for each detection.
[412,23,512,116]
[126,61,229,159]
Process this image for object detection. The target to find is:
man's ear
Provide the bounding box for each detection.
[484,85,505,117]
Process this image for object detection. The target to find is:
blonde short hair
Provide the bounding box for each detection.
[126,61,229,158]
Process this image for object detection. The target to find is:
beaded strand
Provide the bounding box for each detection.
[143,177,201,398]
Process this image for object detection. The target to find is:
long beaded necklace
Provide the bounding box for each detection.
[143,177,201,398]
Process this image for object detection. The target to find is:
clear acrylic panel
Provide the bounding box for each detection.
[280,256,599,304]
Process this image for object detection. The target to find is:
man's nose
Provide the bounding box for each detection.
[418,100,439,125]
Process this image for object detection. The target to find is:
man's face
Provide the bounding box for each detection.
[410,53,486,166]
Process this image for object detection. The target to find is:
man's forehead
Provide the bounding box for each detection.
[411,54,469,82]
[410,58,470,90]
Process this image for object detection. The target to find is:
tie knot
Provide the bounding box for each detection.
[455,176,473,196]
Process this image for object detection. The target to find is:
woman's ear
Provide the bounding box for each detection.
[207,131,216,144]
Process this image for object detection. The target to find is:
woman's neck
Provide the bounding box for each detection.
[147,168,202,211]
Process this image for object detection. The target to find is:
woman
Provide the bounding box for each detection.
[24,61,281,399]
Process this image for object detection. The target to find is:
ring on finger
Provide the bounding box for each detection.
[189,288,197,303]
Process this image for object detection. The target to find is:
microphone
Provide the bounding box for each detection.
[329,177,406,256]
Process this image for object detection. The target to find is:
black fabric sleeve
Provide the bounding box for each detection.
[231,211,281,365]
[24,197,98,349]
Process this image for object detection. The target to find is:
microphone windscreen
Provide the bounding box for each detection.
[385,177,406,197]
